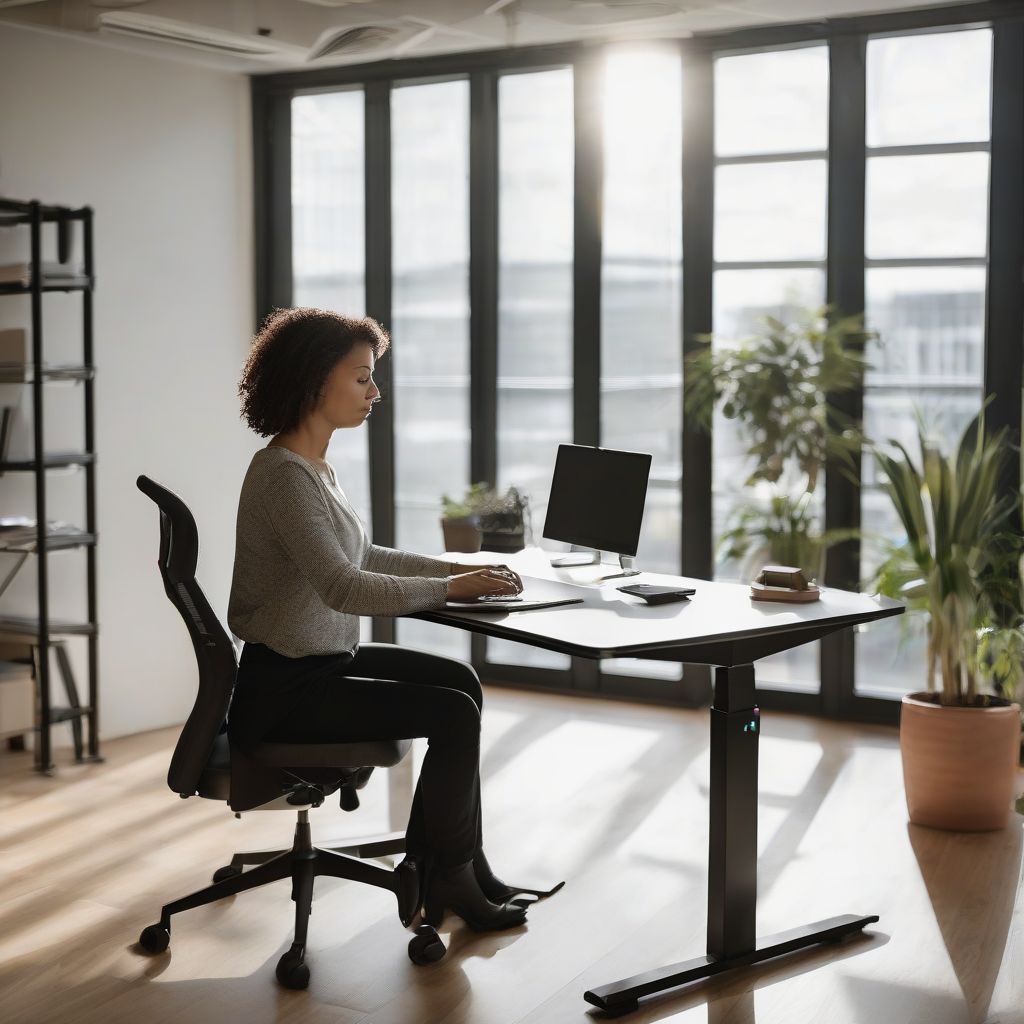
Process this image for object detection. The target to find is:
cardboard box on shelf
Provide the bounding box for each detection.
[0,660,33,739]
[0,328,26,364]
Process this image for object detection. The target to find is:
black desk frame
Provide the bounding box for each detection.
[412,605,900,1016]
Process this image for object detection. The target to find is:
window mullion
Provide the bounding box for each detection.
[984,19,1024,520]
[364,80,396,645]
[823,34,868,716]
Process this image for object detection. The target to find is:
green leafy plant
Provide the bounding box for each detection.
[977,618,1024,706]
[440,482,490,521]
[872,409,1016,706]
[684,305,876,579]
[441,483,532,541]
[477,485,531,541]
[685,305,874,495]
[719,492,859,581]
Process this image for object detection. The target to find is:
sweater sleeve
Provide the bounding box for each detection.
[363,543,454,578]
[260,461,450,616]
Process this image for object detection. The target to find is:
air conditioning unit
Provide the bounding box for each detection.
[97,10,286,59]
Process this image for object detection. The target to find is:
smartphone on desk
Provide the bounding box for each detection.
[616,583,695,605]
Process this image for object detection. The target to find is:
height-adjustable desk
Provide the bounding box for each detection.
[410,548,904,1015]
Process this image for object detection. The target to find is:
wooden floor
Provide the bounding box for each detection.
[1,685,1022,1024]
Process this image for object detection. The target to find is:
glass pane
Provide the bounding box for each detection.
[601,48,683,681]
[857,266,986,697]
[487,636,568,670]
[867,29,992,148]
[292,90,365,316]
[865,153,989,259]
[862,266,986,499]
[712,268,825,344]
[711,269,827,692]
[715,161,827,262]
[292,90,372,644]
[491,67,575,672]
[391,79,470,659]
[496,68,574,539]
[715,46,829,157]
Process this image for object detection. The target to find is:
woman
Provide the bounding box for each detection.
[227,306,529,931]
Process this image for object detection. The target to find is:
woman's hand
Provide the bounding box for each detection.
[446,566,523,602]
[449,562,523,592]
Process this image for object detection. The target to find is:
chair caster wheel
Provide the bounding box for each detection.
[139,924,170,954]
[276,946,310,990]
[212,865,241,884]
[408,924,446,965]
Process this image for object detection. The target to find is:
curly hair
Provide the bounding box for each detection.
[238,307,390,437]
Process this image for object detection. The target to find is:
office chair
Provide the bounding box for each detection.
[134,475,446,989]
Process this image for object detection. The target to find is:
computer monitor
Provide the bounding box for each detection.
[542,444,652,578]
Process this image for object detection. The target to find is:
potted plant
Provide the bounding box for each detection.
[439,482,532,554]
[439,482,489,553]
[873,410,1022,830]
[684,305,873,580]
[477,485,531,554]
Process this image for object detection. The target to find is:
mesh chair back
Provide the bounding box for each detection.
[136,474,239,797]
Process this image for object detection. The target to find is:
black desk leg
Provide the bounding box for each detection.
[584,663,878,1015]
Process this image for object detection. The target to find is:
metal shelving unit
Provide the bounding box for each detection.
[0,197,101,773]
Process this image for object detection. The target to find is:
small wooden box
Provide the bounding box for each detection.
[0,661,34,739]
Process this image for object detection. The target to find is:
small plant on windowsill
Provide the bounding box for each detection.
[439,483,532,555]
[476,485,531,555]
[439,482,490,553]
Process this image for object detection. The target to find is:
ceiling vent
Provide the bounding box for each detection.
[97,10,281,58]
[308,23,407,60]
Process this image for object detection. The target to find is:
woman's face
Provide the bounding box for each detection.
[317,342,381,429]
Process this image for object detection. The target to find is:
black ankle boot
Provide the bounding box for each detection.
[473,848,567,907]
[423,860,527,932]
[473,848,513,903]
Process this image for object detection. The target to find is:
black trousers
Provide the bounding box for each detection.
[228,640,485,868]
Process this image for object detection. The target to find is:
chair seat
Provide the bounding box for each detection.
[252,737,412,769]
[195,733,413,804]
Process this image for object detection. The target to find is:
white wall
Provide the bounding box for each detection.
[0,24,258,742]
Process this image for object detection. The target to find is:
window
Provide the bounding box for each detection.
[261,7,1019,717]
[390,78,471,659]
[490,67,575,671]
[291,89,373,643]
[856,29,992,697]
[600,47,684,682]
[712,45,829,692]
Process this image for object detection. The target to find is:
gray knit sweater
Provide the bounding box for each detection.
[228,445,452,658]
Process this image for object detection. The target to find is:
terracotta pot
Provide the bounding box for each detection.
[900,692,1022,831]
[441,518,481,553]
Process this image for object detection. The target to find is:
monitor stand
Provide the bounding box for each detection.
[550,548,641,579]
[598,554,641,581]
[550,546,600,568]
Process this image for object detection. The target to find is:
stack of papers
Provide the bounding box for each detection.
[0,518,83,549]
[0,261,85,286]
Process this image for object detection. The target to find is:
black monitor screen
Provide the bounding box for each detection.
[542,444,652,556]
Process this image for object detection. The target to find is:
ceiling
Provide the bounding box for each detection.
[0,0,991,73]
